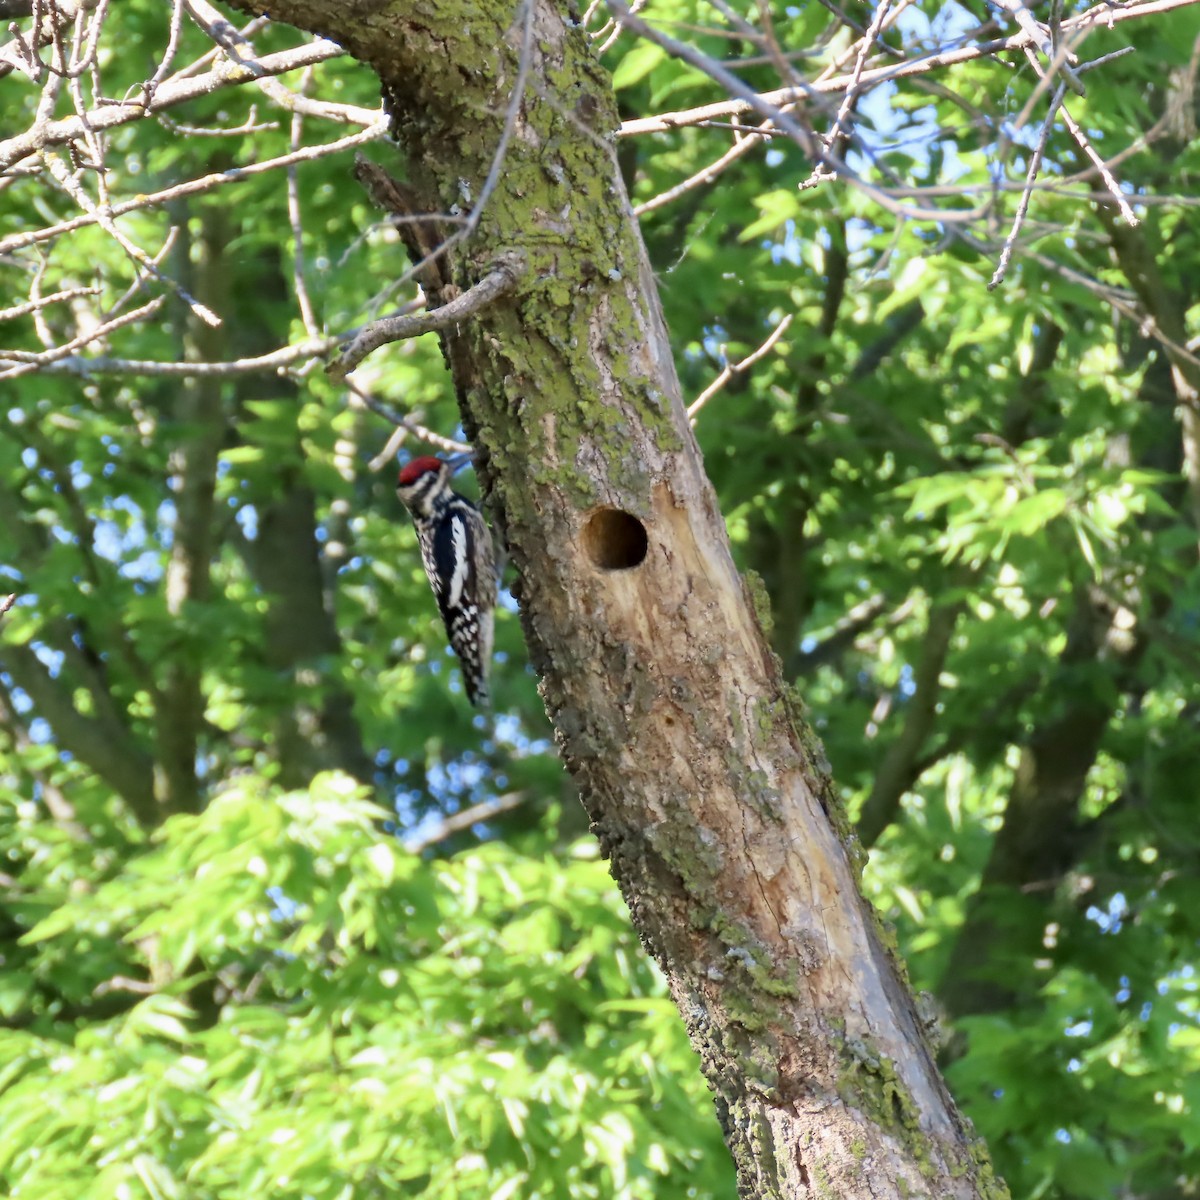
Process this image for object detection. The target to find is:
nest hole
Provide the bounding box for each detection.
[582,506,649,571]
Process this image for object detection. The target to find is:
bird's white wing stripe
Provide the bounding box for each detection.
[448,515,469,609]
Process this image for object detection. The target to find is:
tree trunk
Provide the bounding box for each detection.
[233,2,1007,1194]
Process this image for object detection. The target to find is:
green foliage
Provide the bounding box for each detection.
[3,0,1200,1196]
[1,774,732,1199]
[607,2,1200,1193]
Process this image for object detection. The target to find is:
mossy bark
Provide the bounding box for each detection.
[232,2,1008,1195]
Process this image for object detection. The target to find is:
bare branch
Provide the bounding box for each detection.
[0,285,99,321]
[288,69,320,338]
[609,0,820,155]
[404,791,529,854]
[1055,101,1140,229]
[153,108,279,137]
[632,0,923,215]
[348,383,474,463]
[0,295,166,379]
[0,123,386,256]
[609,0,990,223]
[988,80,1065,290]
[989,0,1086,95]
[351,0,537,306]
[368,421,417,472]
[634,123,771,216]
[328,254,526,381]
[39,150,221,326]
[142,0,187,103]
[12,333,341,377]
[618,0,1200,137]
[0,38,369,173]
[801,0,894,189]
[688,313,794,420]
[181,0,372,127]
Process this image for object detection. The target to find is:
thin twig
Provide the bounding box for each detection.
[369,422,417,472]
[0,285,99,321]
[29,259,60,345]
[609,0,819,157]
[635,121,773,215]
[182,0,374,127]
[39,149,221,326]
[329,0,537,326]
[1019,45,1139,226]
[634,0,914,216]
[9,333,342,377]
[348,383,473,465]
[288,69,320,337]
[0,123,386,256]
[988,80,1065,290]
[141,0,186,104]
[404,792,529,854]
[154,109,278,137]
[609,0,990,224]
[617,0,1200,137]
[161,14,270,83]
[802,0,892,188]
[989,0,1086,95]
[1018,247,1200,371]
[689,313,794,420]
[0,38,364,173]
[0,295,166,379]
[1058,108,1140,228]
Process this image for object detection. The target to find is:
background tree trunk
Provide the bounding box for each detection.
[232,2,1006,1194]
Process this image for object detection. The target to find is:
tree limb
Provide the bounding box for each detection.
[327,254,526,380]
[856,589,968,848]
[1,642,158,825]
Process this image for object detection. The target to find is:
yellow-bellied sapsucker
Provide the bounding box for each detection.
[396,455,498,706]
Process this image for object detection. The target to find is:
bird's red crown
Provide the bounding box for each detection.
[397,456,445,487]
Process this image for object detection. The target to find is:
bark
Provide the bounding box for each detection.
[231,244,376,789]
[248,479,375,788]
[230,2,1005,1195]
[155,205,230,815]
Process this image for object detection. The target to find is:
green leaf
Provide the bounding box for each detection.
[610,42,666,90]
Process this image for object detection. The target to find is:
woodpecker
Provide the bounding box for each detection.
[396,455,498,706]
